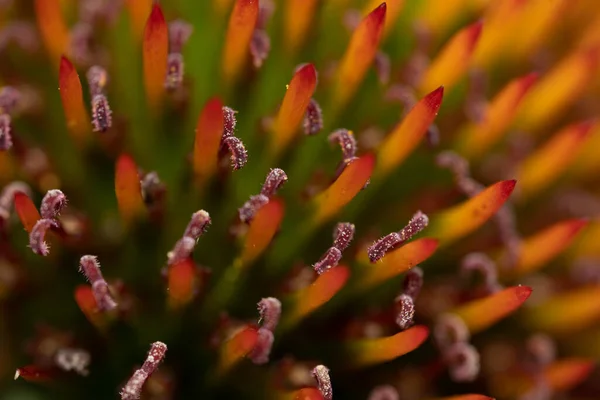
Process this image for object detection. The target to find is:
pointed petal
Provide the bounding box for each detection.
[569,219,600,259]
[271,64,318,156]
[356,238,438,292]
[452,285,532,334]
[193,98,225,181]
[14,192,41,233]
[282,266,350,329]
[284,0,319,53]
[428,180,516,245]
[312,154,375,225]
[59,56,90,145]
[14,365,54,382]
[457,73,538,158]
[222,0,259,84]
[363,0,405,39]
[345,325,429,368]
[517,120,594,200]
[125,0,153,40]
[334,3,386,108]
[377,87,443,176]
[115,154,145,225]
[74,285,106,329]
[167,259,197,309]
[419,21,482,94]
[143,4,169,111]
[544,358,594,392]
[504,219,588,277]
[218,326,259,375]
[34,0,69,63]
[241,198,285,265]
[524,285,600,335]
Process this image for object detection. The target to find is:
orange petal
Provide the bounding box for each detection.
[345,325,429,368]
[428,180,516,245]
[516,120,594,200]
[34,0,69,64]
[355,238,438,292]
[167,259,197,309]
[570,124,600,177]
[241,198,285,265]
[312,154,375,225]
[437,396,493,400]
[284,0,320,53]
[524,285,600,335]
[282,266,350,329]
[221,0,259,84]
[377,87,444,176]
[142,4,169,112]
[363,0,404,39]
[544,358,594,392]
[115,154,145,225]
[276,388,324,400]
[569,219,600,259]
[193,98,225,182]
[125,0,152,41]
[14,192,41,233]
[504,219,588,277]
[74,285,106,329]
[456,73,538,159]
[333,3,386,108]
[516,47,599,133]
[218,326,258,375]
[14,365,54,382]
[419,21,482,94]
[452,285,532,334]
[271,64,318,156]
[58,56,90,146]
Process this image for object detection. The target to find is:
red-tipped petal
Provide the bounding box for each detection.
[34,0,69,63]
[378,87,444,176]
[283,266,350,329]
[14,192,41,233]
[143,4,169,111]
[506,219,588,277]
[313,154,375,225]
[241,198,285,265]
[428,180,516,245]
[363,0,404,39]
[115,154,145,225]
[357,238,438,292]
[271,64,318,156]
[517,120,595,199]
[419,21,482,94]
[453,285,532,334]
[125,0,153,40]
[544,358,595,392]
[222,0,259,84]
[167,259,197,309]
[193,98,225,181]
[59,56,91,145]
[334,3,387,108]
[14,365,54,382]
[345,325,429,368]
[218,326,259,375]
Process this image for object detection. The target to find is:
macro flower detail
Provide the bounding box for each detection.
[2,0,599,399]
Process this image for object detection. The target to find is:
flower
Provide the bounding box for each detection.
[1,0,600,399]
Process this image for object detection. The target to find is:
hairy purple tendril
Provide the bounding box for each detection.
[461,252,503,294]
[257,297,281,332]
[79,255,118,311]
[368,211,429,263]
[312,365,333,400]
[303,98,323,135]
[40,189,67,219]
[120,342,167,400]
[29,218,58,256]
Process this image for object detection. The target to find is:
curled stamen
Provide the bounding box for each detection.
[248,328,274,365]
[40,189,67,219]
[167,236,196,265]
[403,267,424,299]
[526,334,556,368]
[222,106,237,138]
[168,20,193,53]
[312,365,332,400]
[79,255,118,311]
[140,171,166,206]
[260,168,288,197]
[461,252,502,294]
[182,210,211,240]
[120,342,168,400]
[165,53,184,90]
[257,297,282,331]
[222,136,248,170]
[368,385,399,400]
[329,129,357,162]
[0,22,38,54]
[313,246,342,275]
[86,65,108,95]
[445,342,481,382]
[368,211,429,263]
[54,348,91,376]
[333,222,355,251]
[0,86,20,113]
[303,98,323,136]
[434,313,470,350]
[395,294,415,330]
[250,29,271,69]
[0,113,13,150]
[91,94,112,132]
[29,218,58,256]
[238,194,269,224]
